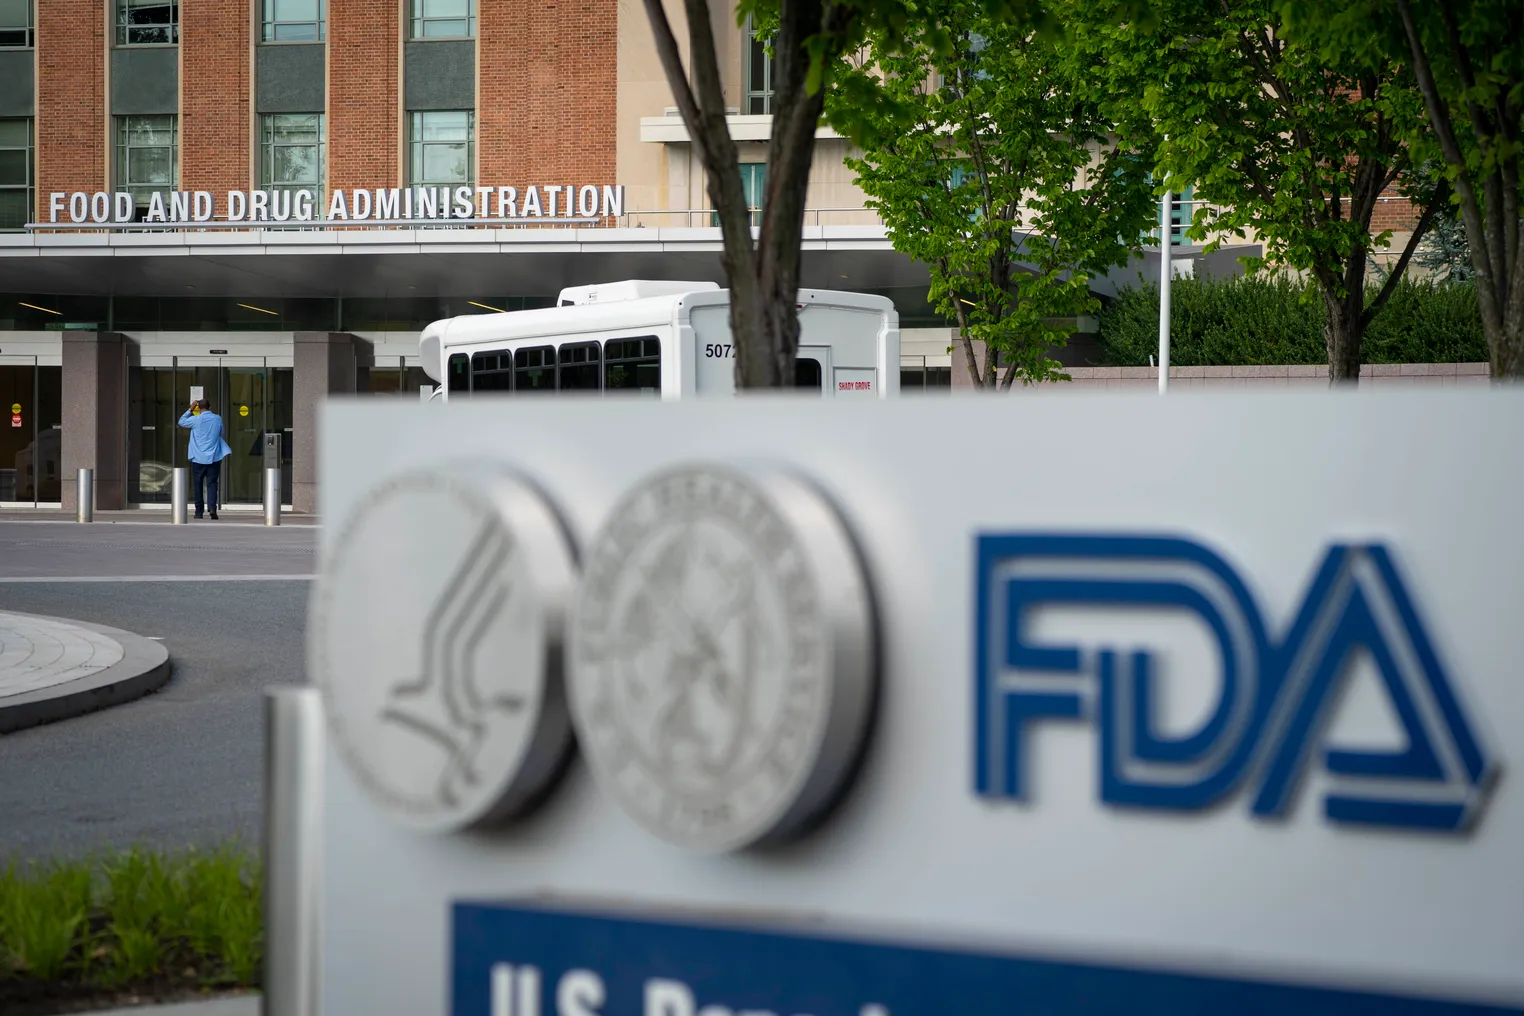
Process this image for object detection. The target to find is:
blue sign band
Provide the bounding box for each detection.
[452,902,1520,1016]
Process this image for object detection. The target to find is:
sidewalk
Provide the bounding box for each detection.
[0,610,172,733]
[0,509,319,527]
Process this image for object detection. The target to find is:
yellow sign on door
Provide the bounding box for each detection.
[239,405,249,417]
[10,403,19,414]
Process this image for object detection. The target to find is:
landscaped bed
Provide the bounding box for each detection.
[0,845,261,1015]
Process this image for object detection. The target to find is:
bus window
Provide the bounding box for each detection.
[794,357,823,390]
[604,337,661,392]
[514,346,556,392]
[559,342,601,391]
[472,351,513,392]
[448,352,471,394]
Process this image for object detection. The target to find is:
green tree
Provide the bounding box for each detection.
[1284,0,1521,377]
[1068,0,1450,383]
[828,0,1158,387]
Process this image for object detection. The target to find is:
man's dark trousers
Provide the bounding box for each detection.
[191,461,220,518]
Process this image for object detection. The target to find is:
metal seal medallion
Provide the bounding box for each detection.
[308,464,577,833]
[568,463,878,853]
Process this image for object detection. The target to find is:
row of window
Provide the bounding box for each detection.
[448,339,663,395]
[0,0,475,47]
[447,340,833,395]
[0,112,474,227]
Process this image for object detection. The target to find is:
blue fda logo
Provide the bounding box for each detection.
[973,535,1497,832]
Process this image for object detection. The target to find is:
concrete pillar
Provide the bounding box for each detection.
[293,332,366,515]
[61,332,129,512]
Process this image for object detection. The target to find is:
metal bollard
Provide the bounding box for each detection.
[76,468,94,523]
[263,687,324,1016]
[170,467,189,525]
[264,467,282,526]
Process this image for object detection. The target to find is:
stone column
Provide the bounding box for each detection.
[293,332,367,515]
[60,332,129,512]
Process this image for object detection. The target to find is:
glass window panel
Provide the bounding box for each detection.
[559,343,601,391]
[447,353,470,393]
[420,144,466,182]
[0,148,25,185]
[0,190,26,230]
[120,0,178,44]
[272,22,317,40]
[271,147,318,185]
[749,36,767,93]
[0,0,28,28]
[603,336,661,392]
[422,0,469,16]
[420,112,469,139]
[794,358,822,389]
[745,15,773,114]
[125,119,173,145]
[270,114,320,141]
[127,147,174,185]
[272,0,318,20]
[0,119,27,146]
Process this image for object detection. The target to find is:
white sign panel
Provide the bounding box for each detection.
[313,392,1524,1016]
[189,385,203,403]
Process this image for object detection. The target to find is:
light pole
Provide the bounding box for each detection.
[1158,179,1172,395]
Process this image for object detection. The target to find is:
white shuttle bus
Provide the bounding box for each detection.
[418,280,900,400]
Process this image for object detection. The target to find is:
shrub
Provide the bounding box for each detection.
[1095,273,1487,366]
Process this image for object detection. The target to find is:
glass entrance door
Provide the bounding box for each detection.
[129,359,293,506]
[223,362,268,505]
[0,358,63,505]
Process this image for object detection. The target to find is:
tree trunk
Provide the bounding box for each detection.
[1486,294,1524,378]
[1324,288,1365,385]
[639,0,841,389]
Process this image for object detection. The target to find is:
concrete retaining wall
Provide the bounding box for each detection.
[1051,363,1490,388]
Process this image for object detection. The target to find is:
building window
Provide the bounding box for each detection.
[260,114,324,193]
[0,0,33,48]
[714,163,766,227]
[115,115,177,214]
[117,0,178,44]
[410,0,475,39]
[1161,184,1194,246]
[0,118,32,231]
[262,0,324,41]
[409,111,474,188]
[744,14,773,114]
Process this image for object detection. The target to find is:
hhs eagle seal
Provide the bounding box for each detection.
[308,464,576,833]
[568,463,878,852]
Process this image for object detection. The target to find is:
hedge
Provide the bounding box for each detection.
[1094,274,1487,366]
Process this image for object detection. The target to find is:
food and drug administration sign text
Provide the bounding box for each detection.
[38,184,625,228]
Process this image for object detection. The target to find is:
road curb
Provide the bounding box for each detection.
[0,612,172,735]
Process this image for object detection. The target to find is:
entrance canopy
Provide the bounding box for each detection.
[0,226,931,299]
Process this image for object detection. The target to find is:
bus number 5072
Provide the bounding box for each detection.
[704,343,733,358]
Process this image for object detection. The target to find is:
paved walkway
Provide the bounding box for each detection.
[0,610,172,734]
[0,611,126,699]
[0,509,318,526]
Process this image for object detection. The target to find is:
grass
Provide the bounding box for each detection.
[0,844,261,1009]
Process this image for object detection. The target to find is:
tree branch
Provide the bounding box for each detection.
[1363,179,1450,327]
[1395,0,1498,331]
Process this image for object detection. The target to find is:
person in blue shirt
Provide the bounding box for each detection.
[178,399,232,520]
